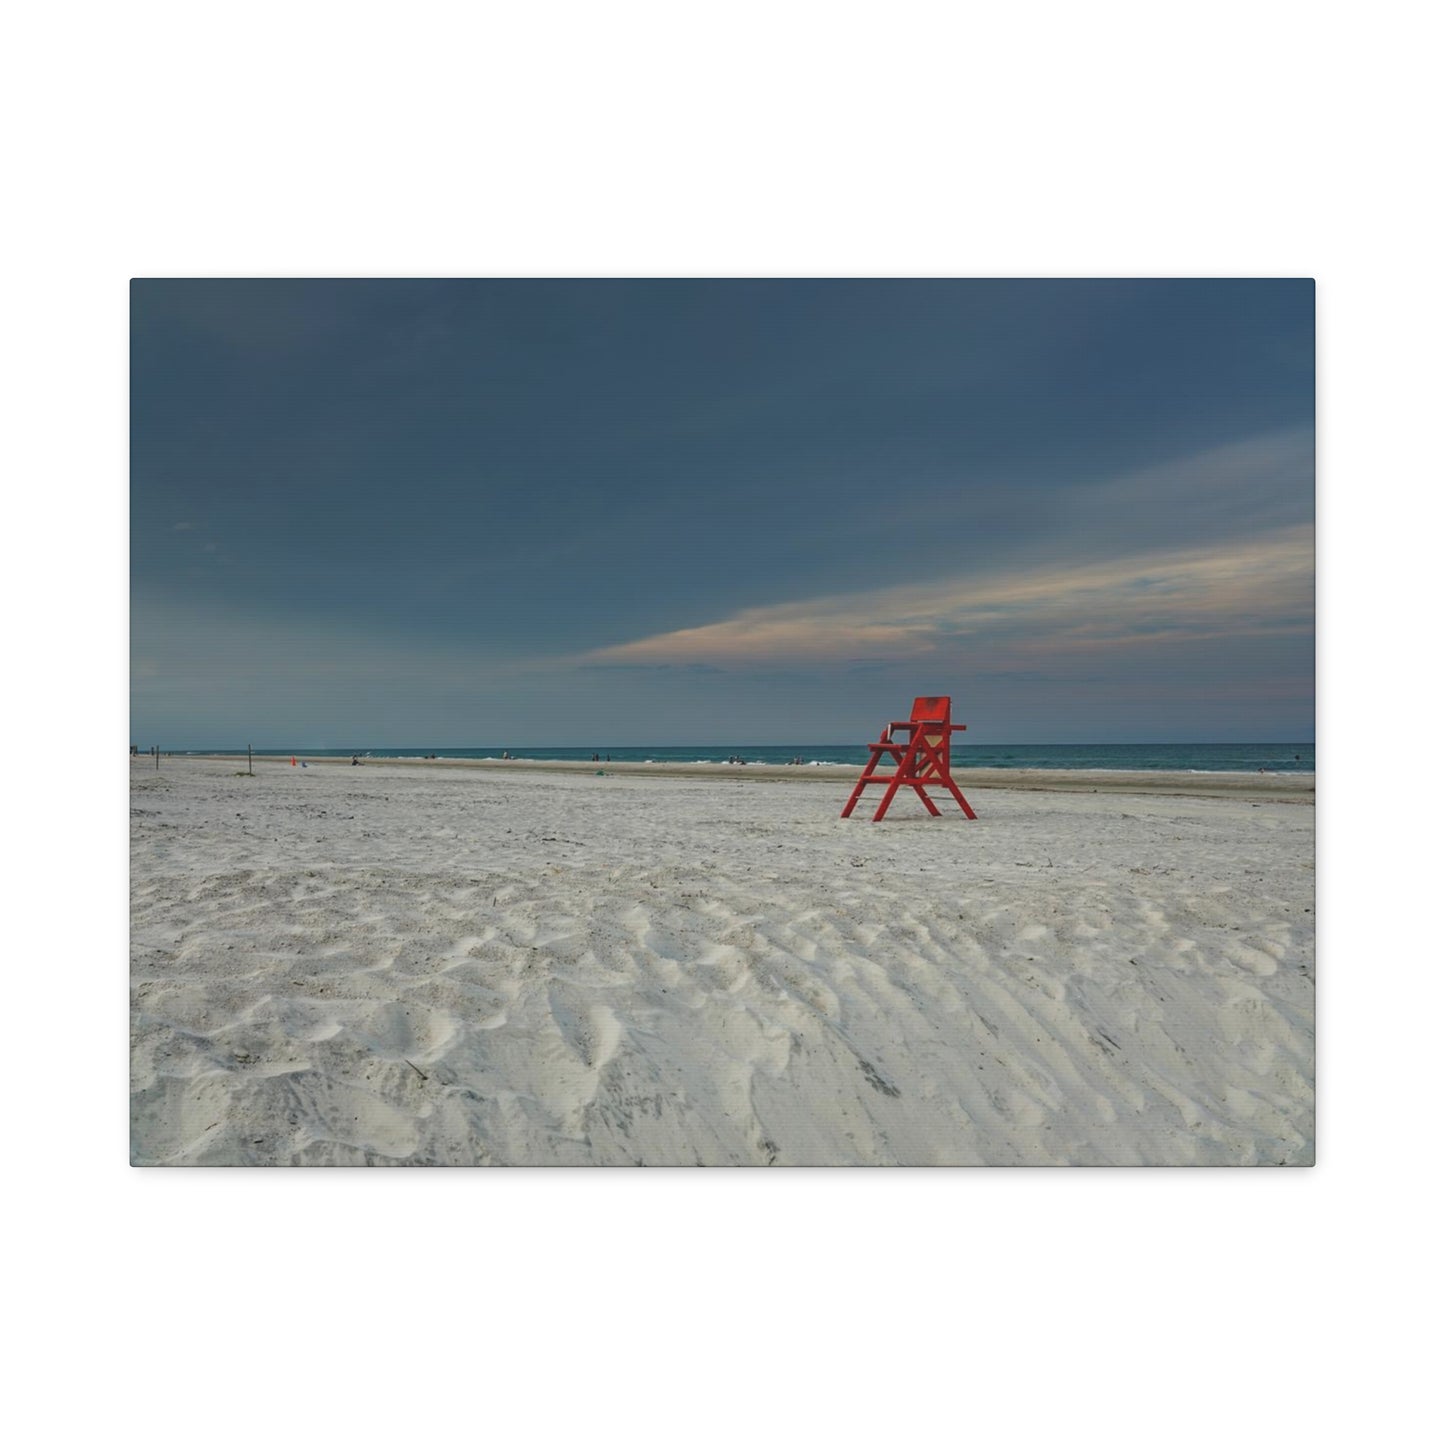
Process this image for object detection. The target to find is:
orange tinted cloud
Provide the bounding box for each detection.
[581,525,1314,670]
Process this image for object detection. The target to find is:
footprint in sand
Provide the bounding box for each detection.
[548,984,623,1071]
[354,1000,456,1060]
[1224,940,1279,977]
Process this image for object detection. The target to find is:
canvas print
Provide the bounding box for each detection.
[130,278,1314,1166]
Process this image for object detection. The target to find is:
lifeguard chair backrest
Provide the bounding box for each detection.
[912,695,952,770]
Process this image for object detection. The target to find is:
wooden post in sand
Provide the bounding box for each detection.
[248,743,253,776]
[153,745,159,771]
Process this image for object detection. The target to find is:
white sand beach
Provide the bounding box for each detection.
[131,756,1314,1165]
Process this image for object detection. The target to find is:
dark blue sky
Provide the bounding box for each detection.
[131,279,1313,746]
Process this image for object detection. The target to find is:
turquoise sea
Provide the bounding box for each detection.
[188,743,1315,773]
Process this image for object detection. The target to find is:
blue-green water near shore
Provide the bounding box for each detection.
[182,743,1314,773]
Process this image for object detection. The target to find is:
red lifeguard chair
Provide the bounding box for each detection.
[841,695,977,822]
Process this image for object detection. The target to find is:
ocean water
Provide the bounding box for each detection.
[200,743,1315,773]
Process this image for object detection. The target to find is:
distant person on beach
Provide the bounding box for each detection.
[351,754,361,766]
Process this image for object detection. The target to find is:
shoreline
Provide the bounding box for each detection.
[173,753,1315,801]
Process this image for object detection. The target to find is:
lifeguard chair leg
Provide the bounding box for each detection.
[870,771,907,821]
[941,775,977,819]
[911,786,942,817]
[841,751,885,818]
[841,740,902,817]
[870,730,925,820]
[840,775,870,818]
[914,727,976,819]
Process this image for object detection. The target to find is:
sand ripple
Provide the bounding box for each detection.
[132,760,1314,1165]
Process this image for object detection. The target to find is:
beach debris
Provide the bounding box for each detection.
[405,1059,427,1081]
[858,1058,901,1097]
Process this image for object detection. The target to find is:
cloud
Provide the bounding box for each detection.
[964,428,1314,574]
[579,524,1314,673]
[577,662,725,675]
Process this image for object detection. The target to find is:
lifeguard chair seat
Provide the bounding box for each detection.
[841,695,977,822]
